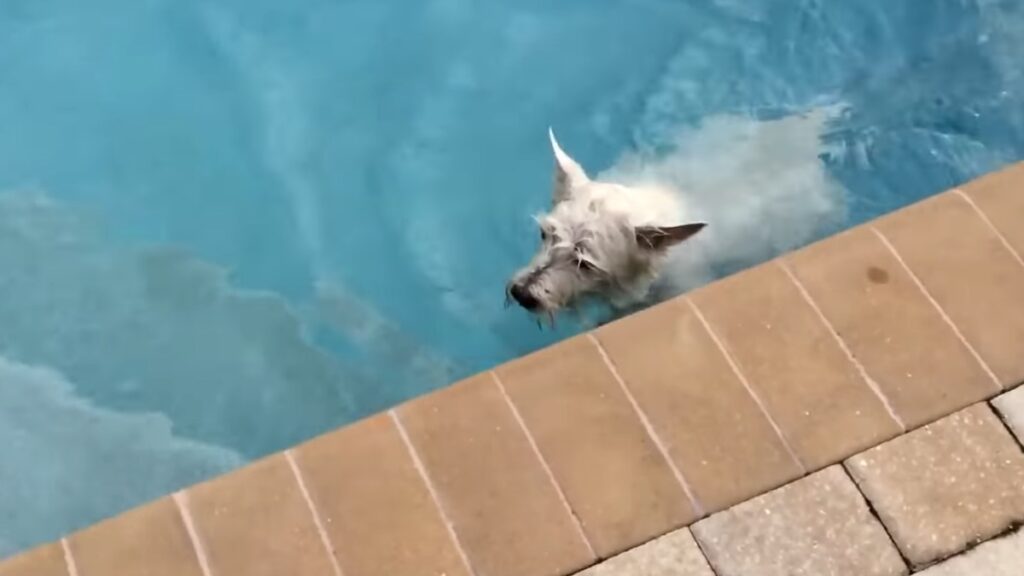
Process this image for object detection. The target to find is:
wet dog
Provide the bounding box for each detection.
[507,129,706,323]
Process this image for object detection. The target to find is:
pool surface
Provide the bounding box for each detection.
[1,0,1023,556]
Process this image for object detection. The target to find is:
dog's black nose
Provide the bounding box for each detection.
[509,283,540,311]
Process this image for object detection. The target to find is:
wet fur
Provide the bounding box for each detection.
[507,129,706,321]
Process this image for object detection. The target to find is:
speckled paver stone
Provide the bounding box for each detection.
[691,466,907,576]
[992,385,1024,445]
[576,529,715,576]
[845,404,1024,568]
[917,528,1024,575]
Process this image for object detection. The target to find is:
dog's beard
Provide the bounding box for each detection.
[506,283,623,331]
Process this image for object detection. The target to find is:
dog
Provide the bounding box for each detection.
[506,129,706,324]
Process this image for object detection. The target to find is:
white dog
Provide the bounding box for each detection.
[507,129,706,322]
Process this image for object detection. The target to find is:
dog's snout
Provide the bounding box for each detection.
[509,283,540,311]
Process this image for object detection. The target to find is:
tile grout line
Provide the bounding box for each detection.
[586,333,706,519]
[870,225,1003,391]
[688,528,724,576]
[684,297,808,474]
[921,521,1024,572]
[284,450,347,576]
[172,491,215,576]
[988,400,1024,454]
[848,448,1024,572]
[837,463,913,571]
[777,260,906,432]
[59,538,80,576]
[490,372,600,559]
[955,188,1024,270]
[389,409,480,576]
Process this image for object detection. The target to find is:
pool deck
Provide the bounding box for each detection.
[3,161,1024,576]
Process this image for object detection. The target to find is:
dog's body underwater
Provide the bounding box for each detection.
[507,129,706,320]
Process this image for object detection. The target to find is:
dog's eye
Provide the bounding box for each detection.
[540,229,549,242]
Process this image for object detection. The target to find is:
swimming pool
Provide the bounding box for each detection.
[1,0,1022,556]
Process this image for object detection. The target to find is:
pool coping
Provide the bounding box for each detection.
[2,161,1023,576]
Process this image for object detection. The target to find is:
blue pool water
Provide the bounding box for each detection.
[2,0,1023,555]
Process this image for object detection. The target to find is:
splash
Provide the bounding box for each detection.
[599,105,848,295]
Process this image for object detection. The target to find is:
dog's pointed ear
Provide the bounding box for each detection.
[549,127,589,204]
[635,223,707,251]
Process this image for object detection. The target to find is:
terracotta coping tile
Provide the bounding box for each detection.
[495,335,695,557]
[691,466,907,576]
[689,261,902,470]
[183,453,339,576]
[68,497,203,576]
[0,544,68,576]
[396,374,595,576]
[875,191,1024,389]
[292,413,471,576]
[785,225,998,428]
[958,161,1024,260]
[593,298,802,514]
[845,403,1024,567]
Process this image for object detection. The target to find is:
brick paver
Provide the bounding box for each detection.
[992,385,1024,445]
[691,466,907,576]
[845,404,1024,567]
[917,528,1024,576]
[576,529,715,576]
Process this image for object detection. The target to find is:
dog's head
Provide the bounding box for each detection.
[506,129,705,316]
